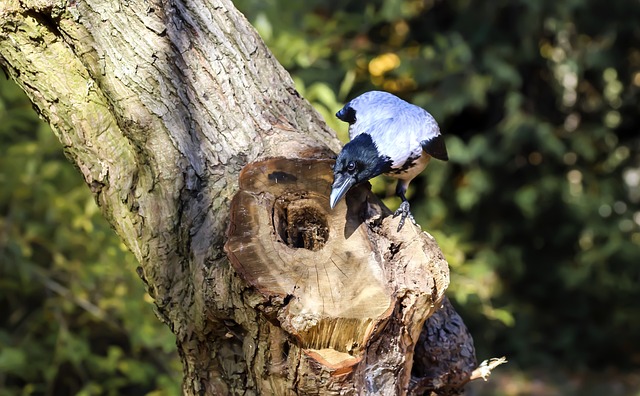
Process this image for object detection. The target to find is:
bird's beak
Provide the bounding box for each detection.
[329,174,356,209]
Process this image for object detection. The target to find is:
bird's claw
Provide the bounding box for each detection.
[392,201,416,232]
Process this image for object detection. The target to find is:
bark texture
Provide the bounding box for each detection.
[0,0,476,394]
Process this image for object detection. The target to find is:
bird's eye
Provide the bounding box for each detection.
[346,161,356,173]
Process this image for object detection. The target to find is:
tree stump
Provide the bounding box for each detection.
[225,156,453,394]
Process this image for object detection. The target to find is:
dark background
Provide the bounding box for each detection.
[1,0,639,394]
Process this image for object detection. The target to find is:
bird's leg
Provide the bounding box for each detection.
[392,180,416,232]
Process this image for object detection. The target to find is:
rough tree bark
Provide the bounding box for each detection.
[0,0,482,394]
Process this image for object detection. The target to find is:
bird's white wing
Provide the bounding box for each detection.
[348,113,397,141]
[347,125,362,141]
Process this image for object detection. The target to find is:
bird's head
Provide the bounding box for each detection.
[329,134,392,209]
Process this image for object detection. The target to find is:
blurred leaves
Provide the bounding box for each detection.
[235,0,640,369]
[2,1,640,394]
[0,78,180,395]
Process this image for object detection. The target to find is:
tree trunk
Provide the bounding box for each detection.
[0,0,477,394]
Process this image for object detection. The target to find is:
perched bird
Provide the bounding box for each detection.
[329,91,448,231]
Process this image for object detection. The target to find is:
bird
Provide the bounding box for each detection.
[329,91,448,231]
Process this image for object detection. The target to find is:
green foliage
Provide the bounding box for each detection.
[3,0,640,393]
[0,78,180,395]
[235,0,640,369]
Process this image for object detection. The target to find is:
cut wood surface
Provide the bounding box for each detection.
[225,156,454,392]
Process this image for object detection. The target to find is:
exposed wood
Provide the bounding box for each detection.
[227,157,394,366]
[225,156,457,393]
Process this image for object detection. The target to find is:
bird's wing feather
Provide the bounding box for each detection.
[348,116,395,141]
[421,135,448,161]
[364,117,419,168]
[348,126,362,141]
